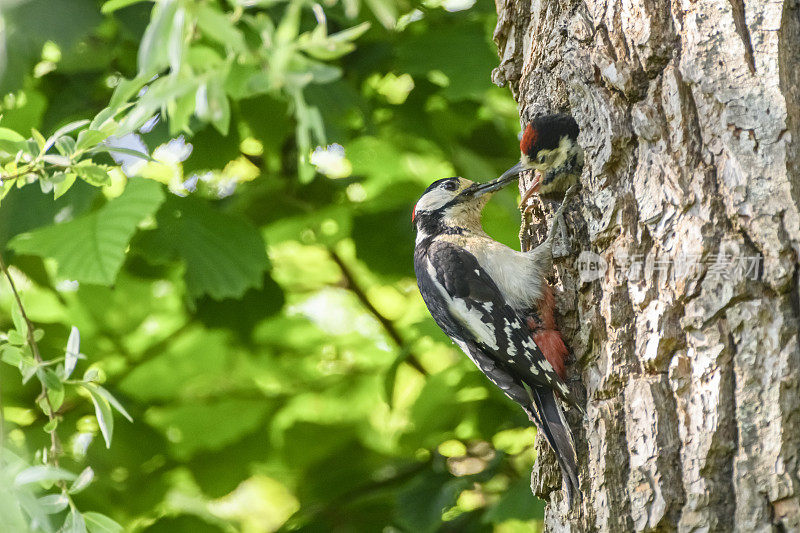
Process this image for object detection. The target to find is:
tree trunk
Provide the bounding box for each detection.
[492,0,800,530]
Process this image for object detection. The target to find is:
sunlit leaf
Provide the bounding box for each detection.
[64,326,80,379]
[40,368,64,411]
[101,0,149,14]
[44,120,89,152]
[11,300,28,338]
[37,494,69,514]
[89,384,133,422]
[62,509,87,533]
[138,0,178,73]
[196,4,246,52]
[69,467,94,495]
[74,129,111,153]
[9,179,165,285]
[83,512,123,533]
[81,384,115,448]
[15,466,76,486]
[52,172,77,199]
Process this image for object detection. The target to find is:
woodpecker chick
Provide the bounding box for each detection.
[501,113,583,206]
[413,175,581,505]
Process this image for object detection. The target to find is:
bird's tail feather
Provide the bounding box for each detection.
[530,387,581,507]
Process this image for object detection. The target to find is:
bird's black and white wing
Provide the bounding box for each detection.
[416,240,577,406]
[415,240,581,503]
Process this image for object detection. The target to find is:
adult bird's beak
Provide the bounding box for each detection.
[497,161,525,182]
[462,172,520,198]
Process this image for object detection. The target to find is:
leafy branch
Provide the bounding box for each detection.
[0,251,61,466]
[0,250,129,531]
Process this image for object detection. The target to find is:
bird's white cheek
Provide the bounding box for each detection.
[415,189,451,212]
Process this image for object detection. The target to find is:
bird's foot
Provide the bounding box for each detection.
[550,184,577,240]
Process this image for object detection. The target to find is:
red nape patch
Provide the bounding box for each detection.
[520,123,538,157]
[532,330,568,380]
[412,204,417,222]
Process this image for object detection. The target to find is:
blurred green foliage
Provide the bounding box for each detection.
[0,0,544,531]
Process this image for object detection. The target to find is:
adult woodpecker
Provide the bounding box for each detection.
[500,113,583,205]
[412,175,581,505]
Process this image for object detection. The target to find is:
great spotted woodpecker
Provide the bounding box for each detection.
[412,174,581,505]
[500,113,583,206]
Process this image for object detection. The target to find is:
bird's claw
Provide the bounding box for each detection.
[562,183,578,205]
[550,184,577,241]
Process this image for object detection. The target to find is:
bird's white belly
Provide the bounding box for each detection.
[468,241,545,310]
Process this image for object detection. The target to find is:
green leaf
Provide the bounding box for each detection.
[9,179,166,285]
[11,300,28,338]
[139,197,269,300]
[167,7,186,73]
[41,154,72,167]
[37,494,69,514]
[89,145,153,162]
[0,345,23,366]
[0,127,25,142]
[363,0,397,29]
[69,467,94,494]
[7,330,25,346]
[62,509,87,533]
[0,127,26,154]
[298,22,371,61]
[73,162,110,186]
[20,354,38,384]
[64,326,80,379]
[81,383,115,448]
[330,21,371,43]
[31,128,46,150]
[144,399,269,459]
[396,469,467,533]
[53,172,78,199]
[138,0,179,73]
[101,0,149,13]
[41,368,64,411]
[107,75,150,111]
[90,384,133,422]
[55,136,77,156]
[44,120,89,152]
[195,78,230,135]
[195,4,246,53]
[83,512,123,533]
[50,119,90,139]
[14,465,76,486]
[75,129,111,152]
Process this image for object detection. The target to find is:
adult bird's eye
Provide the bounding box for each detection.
[443,181,458,191]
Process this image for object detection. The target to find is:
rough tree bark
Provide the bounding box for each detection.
[492,0,800,530]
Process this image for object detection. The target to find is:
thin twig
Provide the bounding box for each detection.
[0,251,60,465]
[327,249,428,376]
